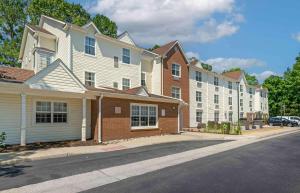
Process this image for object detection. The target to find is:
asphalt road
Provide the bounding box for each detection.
[0,140,226,191]
[86,132,300,193]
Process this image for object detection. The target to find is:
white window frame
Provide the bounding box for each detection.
[214,111,220,122]
[228,81,232,90]
[84,36,96,56]
[214,77,219,86]
[229,112,233,122]
[33,99,69,125]
[171,86,181,99]
[196,91,202,102]
[122,48,131,64]
[214,94,219,104]
[85,71,96,87]
[39,52,52,67]
[122,78,130,90]
[228,97,232,105]
[130,103,158,130]
[195,71,202,82]
[240,99,243,107]
[172,63,181,77]
[196,110,202,123]
[141,72,146,87]
[114,56,119,68]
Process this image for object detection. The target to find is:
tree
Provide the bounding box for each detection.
[27,0,90,26]
[201,63,212,71]
[148,44,160,51]
[223,68,259,85]
[0,0,28,66]
[92,14,117,38]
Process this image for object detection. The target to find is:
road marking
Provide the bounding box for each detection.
[2,130,299,193]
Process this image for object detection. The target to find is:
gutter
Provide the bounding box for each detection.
[98,94,104,143]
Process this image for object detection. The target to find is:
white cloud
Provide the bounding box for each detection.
[186,51,200,59]
[251,71,277,82]
[204,57,265,72]
[87,0,243,45]
[292,33,300,42]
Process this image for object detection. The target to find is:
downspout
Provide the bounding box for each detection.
[161,56,164,95]
[98,94,104,143]
[178,103,181,133]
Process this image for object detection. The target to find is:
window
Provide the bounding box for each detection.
[249,88,253,94]
[249,101,253,108]
[141,72,146,86]
[214,111,219,122]
[214,77,219,86]
[196,111,202,123]
[53,102,67,123]
[240,99,243,107]
[36,101,51,123]
[214,95,219,104]
[39,53,51,68]
[114,56,119,68]
[85,72,95,87]
[228,81,232,89]
[229,112,233,122]
[240,112,244,118]
[171,87,181,99]
[195,71,202,82]
[36,101,68,124]
[122,78,130,90]
[122,48,130,64]
[172,63,181,77]
[85,37,95,55]
[228,97,232,105]
[196,91,202,102]
[261,102,263,110]
[113,82,118,89]
[240,85,243,92]
[131,104,157,128]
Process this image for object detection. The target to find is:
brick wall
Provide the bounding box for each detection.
[162,44,189,128]
[98,97,178,141]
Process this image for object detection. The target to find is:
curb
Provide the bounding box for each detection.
[1,129,299,166]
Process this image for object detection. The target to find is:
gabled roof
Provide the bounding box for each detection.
[82,21,101,34]
[0,66,34,83]
[117,31,136,46]
[27,24,54,36]
[222,71,243,80]
[153,40,189,63]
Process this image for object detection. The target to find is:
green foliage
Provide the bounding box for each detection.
[148,44,160,51]
[92,14,117,38]
[263,53,300,116]
[205,121,241,135]
[27,0,90,26]
[223,68,259,85]
[0,132,6,148]
[201,63,212,71]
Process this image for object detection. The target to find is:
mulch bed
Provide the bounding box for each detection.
[0,140,104,153]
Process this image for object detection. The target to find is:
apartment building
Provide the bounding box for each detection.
[0,15,182,145]
[189,60,269,127]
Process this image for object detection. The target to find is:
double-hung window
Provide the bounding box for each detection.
[171,87,181,99]
[228,81,232,89]
[229,112,233,122]
[114,56,119,68]
[39,53,51,68]
[196,111,202,123]
[85,37,95,55]
[240,85,243,92]
[196,91,202,102]
[85,72,95,87]
[240,99,243,107]
[122,48,130,64]
[214,95,219,104]
[214,77,219,86]
[141,72,146,86]
[195,71,202,82]
[131,104,157,129]
[35,101,68,124]
[122,78,130,90]
[228,97,232,105]
[172,64,180,77]
[214,111,219,122]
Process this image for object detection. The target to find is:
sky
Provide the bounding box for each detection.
[70,0,300,83]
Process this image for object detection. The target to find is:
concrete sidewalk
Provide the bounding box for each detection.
[0,127,299,166]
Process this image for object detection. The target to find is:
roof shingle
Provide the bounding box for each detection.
[152,40,177,55]
[222,71,243,80]
[0,66,35,83]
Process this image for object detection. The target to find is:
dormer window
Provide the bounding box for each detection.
[39,53,51,68]
[85,37,95,55]
[122,48,130,64]
[172,63,181,77]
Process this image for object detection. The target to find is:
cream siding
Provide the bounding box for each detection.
[141,59,153,91]
[21,32,36,70]
[151,58,162,95]
[118,33,135,45]
[38,36,56,51]
[71,29,141,89]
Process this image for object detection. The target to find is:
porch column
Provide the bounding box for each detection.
[81,97,87,141]
[20,94,26,146]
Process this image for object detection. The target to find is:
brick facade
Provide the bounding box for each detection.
[92,97,179,141]
[162,44,189,128]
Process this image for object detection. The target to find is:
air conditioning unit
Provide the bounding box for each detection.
[215,105,219,109]
[197,103,202,108]
[229,106,232,110]
[215,86,219,92]
[197,82,202,88]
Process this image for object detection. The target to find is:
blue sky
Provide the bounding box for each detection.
[70,0,300,82]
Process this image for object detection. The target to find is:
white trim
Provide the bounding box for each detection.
[82,21,101,34]
[84,71,96,87]
[141,72,146,87]
[122,48,131,64]
[122,78,131,90]
[130,103,158,130]
[82,97,87,141]
[98,95,103,143]
[20,94,27,146]
[84,36,96,56]
[172,63,181,78]
[171,86,181,99]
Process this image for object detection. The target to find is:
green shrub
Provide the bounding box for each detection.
[221,122,230,134]
[0,132,6,148]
